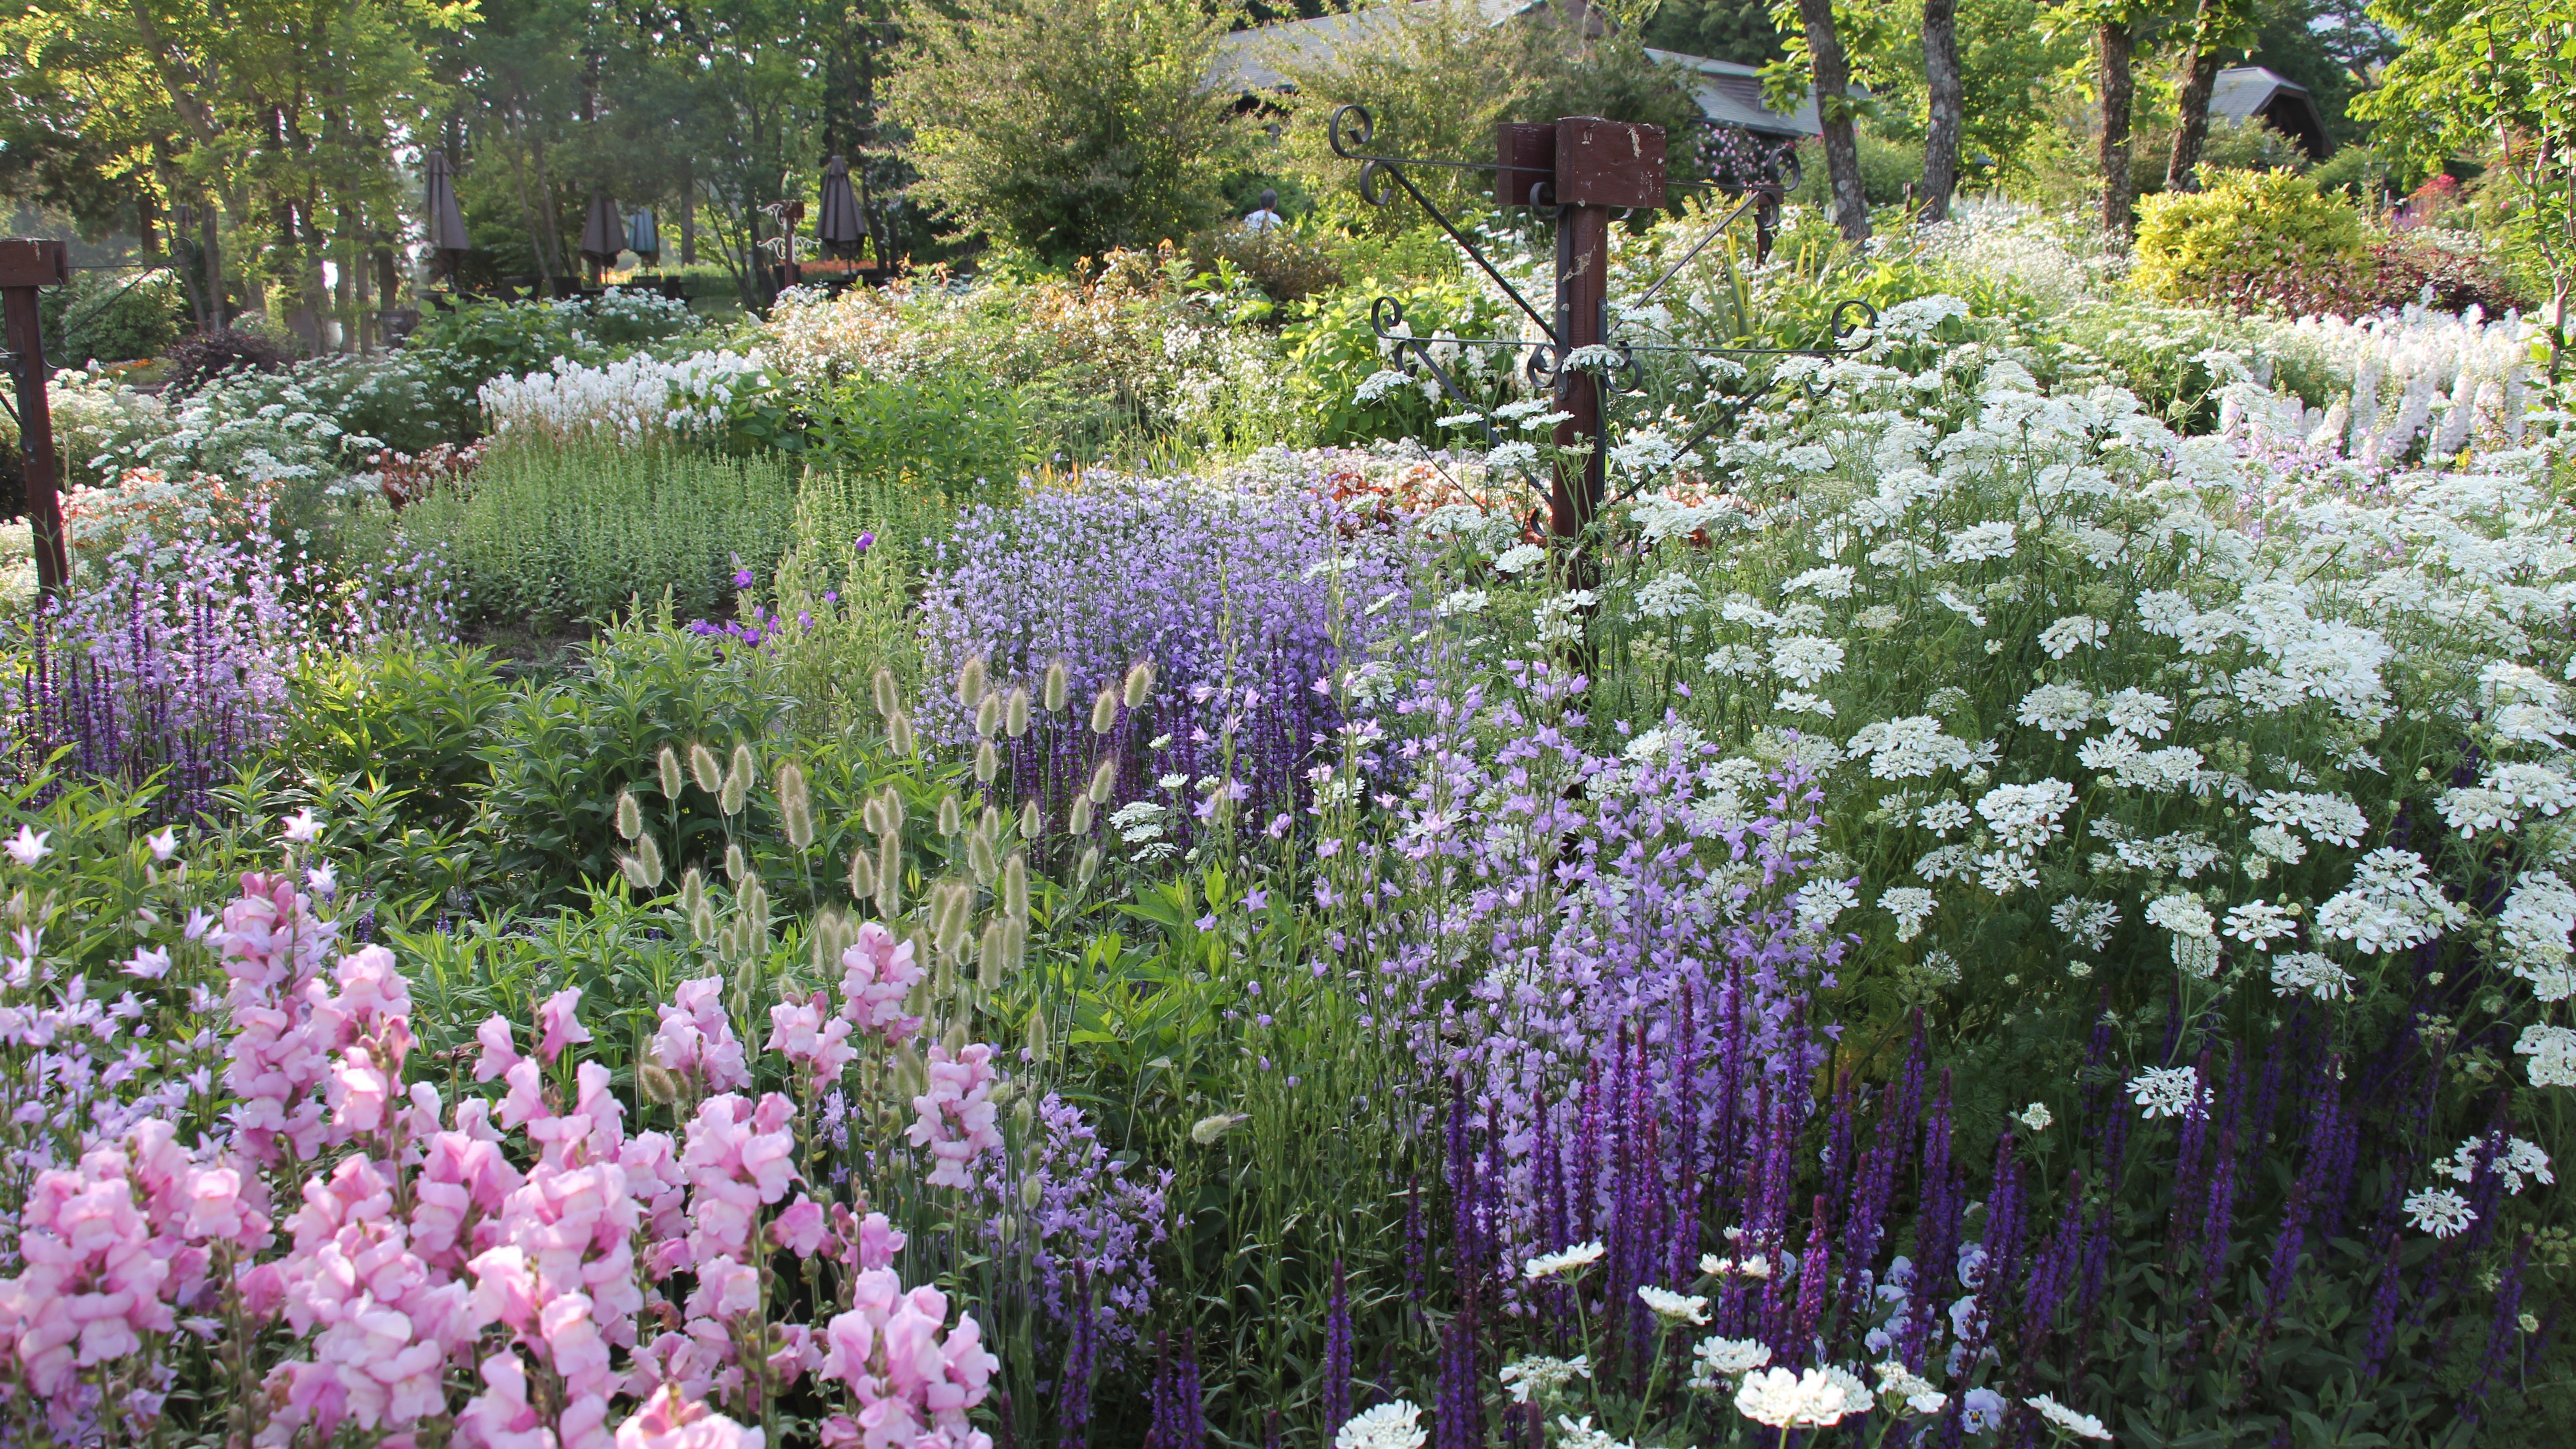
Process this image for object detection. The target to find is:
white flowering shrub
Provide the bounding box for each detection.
[478,348,778,449]
[1483,312,2576,1068]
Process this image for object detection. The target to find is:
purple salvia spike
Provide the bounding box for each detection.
[1790,1192,1832,1365]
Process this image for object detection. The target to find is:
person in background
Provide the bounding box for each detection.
[1243,189,1285,234]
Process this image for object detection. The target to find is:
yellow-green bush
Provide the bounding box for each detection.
[2132,168,2371,307]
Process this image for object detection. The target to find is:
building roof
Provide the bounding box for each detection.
[1209,0,1543,94]
[1210,6,1828,139]
[1644,48,1819,137]
[2208,65,2334,160]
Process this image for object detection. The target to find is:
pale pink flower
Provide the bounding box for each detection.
[475,1015,523,1083]
[613,1383,764,1449]
[837,923,925,1044]
[654,978,750,1092]
[906,1044,1003,1190]
[539,988,594,1063]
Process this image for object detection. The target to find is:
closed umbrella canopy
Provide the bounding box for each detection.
[578,191,625,265]
[424,152,470,253]
[816,156,865,257]
[627,209,659,260]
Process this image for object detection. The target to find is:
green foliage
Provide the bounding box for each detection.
[1282,273,1521,445]
[472,613,792,898]
[801,370,1031,497]
[272,639,510,830]
[885,0,1246,264]
[38,268,188,366]
[396,442,799,632]
[2355,0,2576,329]
[2132,168,2371,304]
[1270,0,1539,236]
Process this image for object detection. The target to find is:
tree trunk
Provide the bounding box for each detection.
[1796,0,1870,241]
[680,169,697,267]
[2096,19,2136,239]
[2166,0,2224,192]
[1919,0,1963,223]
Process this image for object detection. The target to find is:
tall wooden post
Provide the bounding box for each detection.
[0,239,70,596]
[1499,117,1667,545]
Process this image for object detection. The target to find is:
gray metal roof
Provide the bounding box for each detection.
[2208,64,2333,158]
[1209,8,1829,139]
[1210,0,1546,94]
[1643,48,1819,137]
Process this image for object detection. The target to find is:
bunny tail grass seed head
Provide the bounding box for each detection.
[1123,659,1155,708]
[658,744,684,799]
[1088,758,1119,805]
[1043,659,1069,713]
[1004,853,1029,920]
[967,831,998,886]
[872,666,900,721]
[943,1020,969,1057]
[619,851,654,890]
[978,920,1006,989]
[689,742,724,794]
[957,655,988,710]
[777,761,814,851]
[1024,1007,1051,1065]
[938,793,963,837]
[847,847,878,902]
[718,767,748,818]
[724,841,748,883]
[975,692,1002,738]
[877,835,903,914]
[1070,796,1095,836]
[634,832,665,888]
[888,710,916,756]
[1090,686,1118,734]
[1077,845,1102,886]
[616,790,644,841]
[679,867,707,918]
[1006,687,1031,738]
[1019,800,1040,840]
[730,742,758,792]
[976,740,1000,784]
[863,793,889,839]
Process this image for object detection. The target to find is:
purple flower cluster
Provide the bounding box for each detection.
[916,480,1420,851]
[988,1091,1172,1345]
[4,523,447,820]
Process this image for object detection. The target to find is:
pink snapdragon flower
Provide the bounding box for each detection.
[539,987,595,1063]
[614,1383,764,1449]
[837,923,924,1044]
[816,1267,998,1449]
[767,993,860,1092]
[219,873,341,1165]
[906,1044,1002,1190]
[654,978,751,1093]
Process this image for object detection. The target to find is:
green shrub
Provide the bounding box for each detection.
[398,442,799,632]
[39,268,189,365]
[1283,273,1520,444]
[802,370,1030,498]
[2132,167,2371,306]
[272,638,510,829]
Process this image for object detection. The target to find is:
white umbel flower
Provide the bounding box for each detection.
[1524,1242,1606,1279]
[1637,1285,1711,1325]
[1334,1400,1426,1449]
[1734,1366,1856,1428]
[2026,1393,2114,1441]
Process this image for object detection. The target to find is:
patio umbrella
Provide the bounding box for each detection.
[627,208,659,264]
[578,191,625,267]
[816,156,865,261]
[424,152,470,279]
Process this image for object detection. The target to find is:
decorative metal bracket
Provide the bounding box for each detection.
[1339,108,1881,535]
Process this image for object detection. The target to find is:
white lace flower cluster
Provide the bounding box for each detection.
[480,349,772,447]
